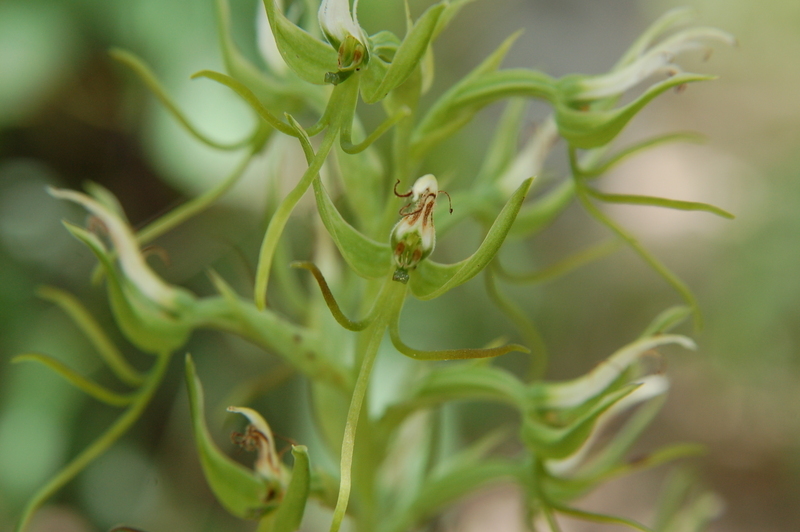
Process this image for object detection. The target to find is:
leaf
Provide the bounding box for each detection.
[185,354,280,520]
[614,8,696,69]
[361,4,446,103]
[409,178,532,300]
[271,446,311,532]
[261,0,338,85]
[548,502,655,532]
[387,363,527,419]
[474,98,528,187]
[555,73,715,149]
[311,178,392,279]
[202,271,349,391]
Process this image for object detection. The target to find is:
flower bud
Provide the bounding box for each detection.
[391,174,440,283]
[318,0,368,82]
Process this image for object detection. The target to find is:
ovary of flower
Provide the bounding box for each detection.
[391,174,440,274]
[227,406,285,481]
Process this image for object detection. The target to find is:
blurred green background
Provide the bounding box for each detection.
[1,0,798,531]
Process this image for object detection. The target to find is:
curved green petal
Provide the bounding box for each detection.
[312,178,392,279]
[409,178,532,300]
[185,355,280,520]
[261,0,338,85]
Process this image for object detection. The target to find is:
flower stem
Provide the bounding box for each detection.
[329,279,407,532]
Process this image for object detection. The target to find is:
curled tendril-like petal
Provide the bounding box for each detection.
[291,262,373,331]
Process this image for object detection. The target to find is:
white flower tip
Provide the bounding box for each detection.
[411,174,438,201]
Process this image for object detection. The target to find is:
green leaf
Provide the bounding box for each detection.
[409,178,532,300]
[261,0,338,85]
[496,239,621,285]
[201,271,349,391]
[585,187,735,219]
[361,4,446,103]
[312,178,392,279]
[185,355,280,520]
[614,8,696,69]
[271,446,311,532]
[12,353,135,407]
[548,502,655,532]
[556,73,715,149]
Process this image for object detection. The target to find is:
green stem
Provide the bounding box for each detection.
[254,125,339,310]
[15,351,172,532]
[329,279,407,532]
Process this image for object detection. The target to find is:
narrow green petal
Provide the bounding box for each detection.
[639,306,692,338]
[109,49,254,150]
[12,353,135,407]
[271,446,311,532]
[190,70,298,136]
[312,178,392,279]
[586,187,735,219]
[291,262,373,331]
[409,178,532,300]
[361,4,445,103]
[389,318,528,361]
[556,73,715,149]
[261,0,338,85]
[36,286,144,386]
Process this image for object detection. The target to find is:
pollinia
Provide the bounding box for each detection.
[12,1,734,531]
